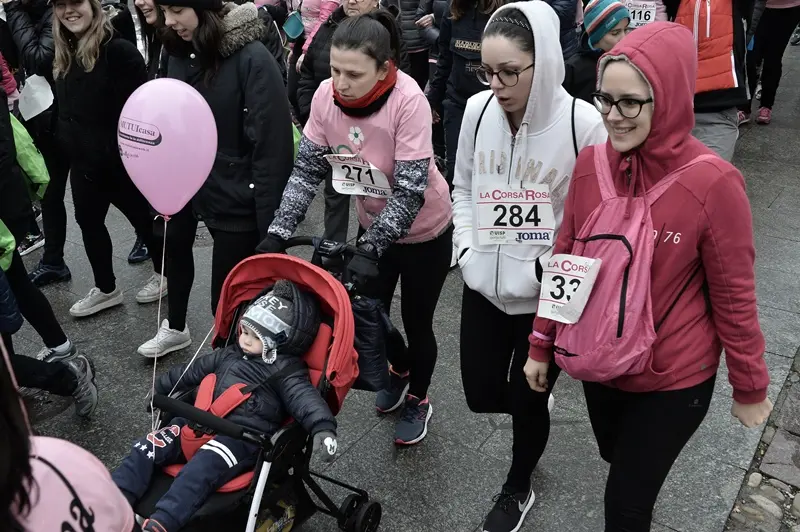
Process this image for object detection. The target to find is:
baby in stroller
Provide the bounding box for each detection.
[112,280,339,532]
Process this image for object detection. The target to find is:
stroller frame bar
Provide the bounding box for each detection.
[245,461,273,532]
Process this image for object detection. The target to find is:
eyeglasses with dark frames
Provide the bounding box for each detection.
[476,63,534,87]
[591,92,653,119]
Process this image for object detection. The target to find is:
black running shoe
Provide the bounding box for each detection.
[482,486,535,532]
[18,233,45,256]
[127,236,150,264]
[28,260,71,287]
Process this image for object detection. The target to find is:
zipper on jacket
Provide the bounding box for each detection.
[575,234,633,338]
[495,134,517,304]
[692,0,701,47]
[706,0,711,38]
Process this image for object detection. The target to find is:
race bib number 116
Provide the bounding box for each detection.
[476,184,555,246]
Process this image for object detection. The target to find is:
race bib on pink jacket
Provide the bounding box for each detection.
[16,436,136,532]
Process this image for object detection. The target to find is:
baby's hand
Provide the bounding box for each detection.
[313,430,338,463]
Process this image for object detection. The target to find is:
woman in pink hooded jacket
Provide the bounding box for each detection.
[526,22,772,531]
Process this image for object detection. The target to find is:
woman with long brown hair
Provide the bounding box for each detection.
[53,0,161,319]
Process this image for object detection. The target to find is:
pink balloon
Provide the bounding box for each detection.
[118,79,217,216]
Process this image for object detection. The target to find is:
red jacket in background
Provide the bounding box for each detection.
[0,52,17,96]
[528,22,769,404]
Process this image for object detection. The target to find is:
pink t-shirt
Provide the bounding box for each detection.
[303,71,452,244]
[15,436,136,532]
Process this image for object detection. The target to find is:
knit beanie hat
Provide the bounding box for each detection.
[583,0,630,50]
[239,280,321,363]
[153,0,223,11]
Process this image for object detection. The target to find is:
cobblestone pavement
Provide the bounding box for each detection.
[14,44,800,532]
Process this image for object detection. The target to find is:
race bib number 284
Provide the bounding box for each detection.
[476,184,556,246]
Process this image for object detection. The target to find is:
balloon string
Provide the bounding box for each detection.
[0,336,32,434]
[150,215,170,433]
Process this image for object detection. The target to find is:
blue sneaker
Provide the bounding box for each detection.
[375,366,409,413]
[394,395,432,445]
[28,260,71,287]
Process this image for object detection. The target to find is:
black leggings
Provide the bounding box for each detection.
[442,99,465,191]
[372,226,452,399]
[4,218,67,348]
[149,206,198,331]
[408,50,430,91]
[208,227,260,316]
[460,285,562,492]
[70,168,157,293]
[583,376,715,532]
[742,5,800,110]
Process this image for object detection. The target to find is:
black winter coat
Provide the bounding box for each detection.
[0,269,22,334]
[0,87,30,224]
[562,37,600,104]
[167,2,293,237]
[257,4,288,84]
[4,0,53,81]
[295,5,410,125]
[55,33,145,177]
[385,0,425,51]
[155,343,337,437]
[427,5,490,112]
[542,0,579,60]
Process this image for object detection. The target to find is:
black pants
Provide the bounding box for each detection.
[408,50,430,91]
[3,218,67,348]
[460,285,562,492]
[442,99,465,191]
[208,227,260,316]
[371,226,452,399]
[25,113,71,267]
[112,418,259,531]
[322,170,351,243]
[583,376,715,531]
[8,350,77,395]
[741,5,800,110]
[149,206,198,331]
[287,40,304,118]
[70,168,157,294]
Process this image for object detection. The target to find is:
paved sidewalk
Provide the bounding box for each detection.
[16,46,800,532]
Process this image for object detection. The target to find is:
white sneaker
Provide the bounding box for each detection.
[138,319,191,358]
[450,242,458,270]
[548,394,555,412]
[136,274,168,304]
[69,287,123,318]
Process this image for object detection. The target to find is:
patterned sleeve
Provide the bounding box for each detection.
[358,158,429,256]
[267,136,332,240]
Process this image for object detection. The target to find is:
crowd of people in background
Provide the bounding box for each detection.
[0,0,781,527]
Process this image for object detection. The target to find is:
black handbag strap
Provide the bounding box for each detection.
[571,97,578,158]
[242,360,307,394]
[473,93,493,146]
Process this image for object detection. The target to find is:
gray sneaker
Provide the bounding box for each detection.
[69,287,123,318]
[36,340,77,363]
[67,355,98,418]
[375,366,410,413]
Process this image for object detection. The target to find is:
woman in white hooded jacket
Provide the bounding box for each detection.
[451,3,607,531]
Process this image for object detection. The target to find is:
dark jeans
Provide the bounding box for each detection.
[323,170,351,243]
[25,113,70,266]
[408,50,430,91]
[112,418,259,531]
[208,227,260,316]
[4,218,67,348]
[583,376,715,531]
[741,5,800,110]
[371,225,452,399]
[442,99,465,191]
[70,168,157,293]
[460,285,562,492]
[149,206,198,331]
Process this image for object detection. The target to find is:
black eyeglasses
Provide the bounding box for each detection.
[476,63,534,87]
[591,92,653,119]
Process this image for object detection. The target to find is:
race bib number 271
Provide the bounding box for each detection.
[324,153,392,199]
[476,184,555,246]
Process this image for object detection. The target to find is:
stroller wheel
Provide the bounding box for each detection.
[354,500,382,532]
[338,494,360,529]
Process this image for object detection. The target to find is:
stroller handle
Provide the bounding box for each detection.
[152,394,265,445]
[282,236,359,257]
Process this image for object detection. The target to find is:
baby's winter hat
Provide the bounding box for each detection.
[240,280,321,363]
[584,0,630,50]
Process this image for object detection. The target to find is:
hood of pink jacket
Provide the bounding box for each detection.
[599,22,711,191]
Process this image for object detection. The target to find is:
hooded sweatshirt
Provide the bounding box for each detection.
[451,1,607,316]
[528,22,769,404]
